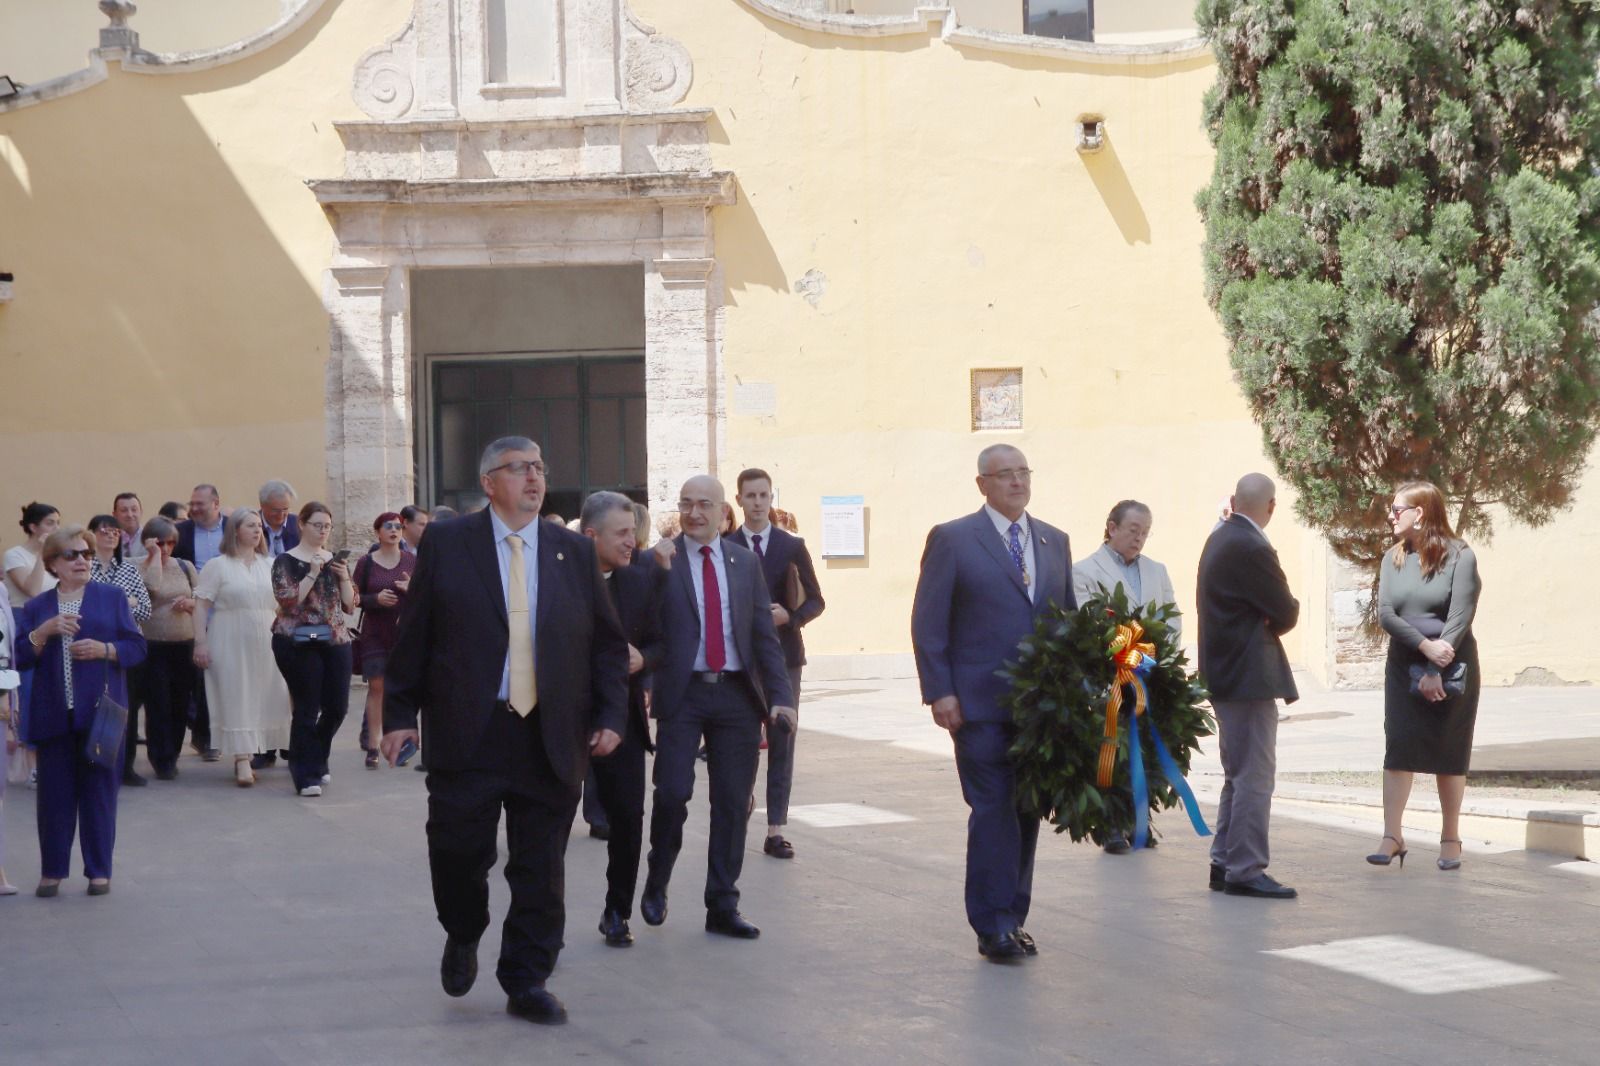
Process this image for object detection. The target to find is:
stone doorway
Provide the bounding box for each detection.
[310,0,733,544]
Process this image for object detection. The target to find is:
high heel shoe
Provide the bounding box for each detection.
[1437,839,1463,871]
[1366,834,1408,867]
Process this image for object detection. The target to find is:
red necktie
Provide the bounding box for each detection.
[752,533,765,560]
[700,544,726,671]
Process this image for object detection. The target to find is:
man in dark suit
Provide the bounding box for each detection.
[729,467,825,860]
[911,444,1073,963]
[579,491,659,948]
[173,483,224,762]
[258,480,301,558]
[382,436,628,1026]
[639,475,795,940]
[1196,472,1300,900]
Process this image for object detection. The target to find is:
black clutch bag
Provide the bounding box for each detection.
[1408,662,1468,699]
[85,691,129,770]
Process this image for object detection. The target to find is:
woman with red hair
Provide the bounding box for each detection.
[1366,482,1482,872]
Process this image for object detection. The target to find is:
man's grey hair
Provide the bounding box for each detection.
[258,479,296,505]
[976,443,1026,474]
[580,491,635,533]
[479,436,540,478]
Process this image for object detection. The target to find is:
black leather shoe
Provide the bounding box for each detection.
[154,766,178,781]
[977,931,1026,962]
[640,885,668,927]
[122,771,148,787]
[599,908,633,947]
[705,909,761,939]
[250,753,277,771]
[506,987,568,1026]
[1209,862,1225,891]
[1013,929,1038,956]
[1223,873,1298,899]
[1103,833,1131,855]
[588,823,611,841]
[763,835,795,859]
[440,936,479,997]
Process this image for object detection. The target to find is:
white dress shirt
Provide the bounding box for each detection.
[738,524,771,558]
[688,536,743,672]
[984,504,1037,603]
[489,509,540,701]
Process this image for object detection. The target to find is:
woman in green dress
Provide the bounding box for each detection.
[1366,482,1482,872]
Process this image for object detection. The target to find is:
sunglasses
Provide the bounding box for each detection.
[380,521,404,531]
[60,549,94,561]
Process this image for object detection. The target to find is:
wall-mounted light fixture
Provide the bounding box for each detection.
[0,272,13,303]
[0,75,22,99]
[1077,114,1105,154]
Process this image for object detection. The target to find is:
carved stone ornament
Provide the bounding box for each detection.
[623,21,692,110]
[352,17,418,120]
[98,0,137,27]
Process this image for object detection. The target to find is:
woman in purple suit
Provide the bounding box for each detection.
[16,527,146,897]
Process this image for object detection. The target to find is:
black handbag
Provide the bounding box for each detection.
[85,690,129,770]
[291,624,334,646]
[1408,662,1468,699]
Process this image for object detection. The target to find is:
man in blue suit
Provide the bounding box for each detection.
[911,444,1074,962]
[639,475,795,940]
[729,467,825,860]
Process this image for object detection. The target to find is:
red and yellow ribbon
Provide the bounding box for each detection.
[1095,621,1157,789]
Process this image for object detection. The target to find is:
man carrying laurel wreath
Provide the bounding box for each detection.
[910,444,1075,963]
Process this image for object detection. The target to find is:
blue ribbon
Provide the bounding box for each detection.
[1123,662,1211,847]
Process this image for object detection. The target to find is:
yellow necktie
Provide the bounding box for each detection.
[506,533,536,715]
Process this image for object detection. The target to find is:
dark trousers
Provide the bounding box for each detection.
[121,663,146,776]
[188,665,212,750]
[581,765,608,830]
[589,712,649,916]
[141,641,195,775]
[426,703,577,993]
[765,664,802,827]
[647,678,763,913]
[953,721,1040,938]
[36,729,120,880]
[271,636,352,791]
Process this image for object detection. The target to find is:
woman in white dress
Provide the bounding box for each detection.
[192,509,291,787]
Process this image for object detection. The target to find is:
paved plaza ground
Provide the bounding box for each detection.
[3,679,1599,1065]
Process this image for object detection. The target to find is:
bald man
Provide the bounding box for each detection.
[1196,473,1300,899]
[639,476,795,939]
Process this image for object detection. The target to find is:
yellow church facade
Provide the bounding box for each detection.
[0,1,1589,686]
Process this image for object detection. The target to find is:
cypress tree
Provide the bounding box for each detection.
[1196,0,1600,559]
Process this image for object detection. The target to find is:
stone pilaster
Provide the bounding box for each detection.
[1330,551,1386,688]
[645,254,721,515]
[325,266,413,547]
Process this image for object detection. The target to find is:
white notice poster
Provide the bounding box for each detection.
[820,496,866,558]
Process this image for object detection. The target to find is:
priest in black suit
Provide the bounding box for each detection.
[729,467,825,860]
[639,475,795,940]
[578,490,660,948]
[382,437,628,1026]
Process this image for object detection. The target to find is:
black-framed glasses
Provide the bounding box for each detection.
[61,549,94,561]
[1388,503,1419,518]
[380,521,403,531]
[981,467,1033,482]
[488,460,549,479]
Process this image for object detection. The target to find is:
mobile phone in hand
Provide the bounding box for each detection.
[396,738,419,766]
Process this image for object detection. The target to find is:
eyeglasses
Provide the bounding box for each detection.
[60,549,94,561]
[92,526,120,535]
[678,500,720,514]
[305,521,333,532]
[488,460,549,479]
[1388,504,1419,518]
[160,540,178,548]
[380,521,403,531]
[981,467,1033,482]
